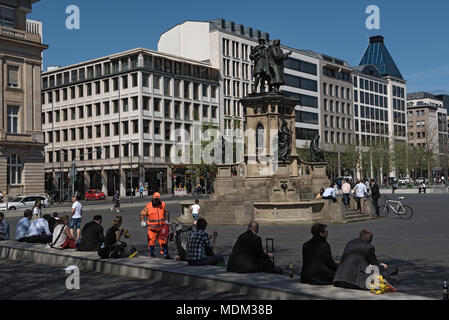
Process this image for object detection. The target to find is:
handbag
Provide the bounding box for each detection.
[61,237,77,249]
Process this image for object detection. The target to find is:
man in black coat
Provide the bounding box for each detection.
[227,221,278,274]
[77,215,105,251]
[300,224,338,285]
[370,179,381,217]
[333,229,397,290]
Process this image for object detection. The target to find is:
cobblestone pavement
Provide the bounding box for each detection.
[2,194,449,299]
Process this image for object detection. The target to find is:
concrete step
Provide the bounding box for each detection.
[0,241,433,300]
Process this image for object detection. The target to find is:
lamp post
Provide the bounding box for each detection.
[60,148,68,204]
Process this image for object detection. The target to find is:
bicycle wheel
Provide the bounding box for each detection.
[399,205,414,220]
[379,205,389,218]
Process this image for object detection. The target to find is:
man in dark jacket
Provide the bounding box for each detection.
[370,179,381,217]
[300,224,338,285]
[227,221,278,274]
[333,230,397,290]
[77,215,105,251]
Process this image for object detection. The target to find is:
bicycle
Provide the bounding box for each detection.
[379,196,414,219]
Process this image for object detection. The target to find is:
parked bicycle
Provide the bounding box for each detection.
[379,196,414,219]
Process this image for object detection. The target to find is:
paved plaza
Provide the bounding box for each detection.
[1,193,449,299]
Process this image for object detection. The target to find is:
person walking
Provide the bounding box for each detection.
[342,179,351,209]
[353,180,367,214]
[69,195,83,243]
[370,179,381,217]
[139,192,170,258]
[111,190,120,213]
[31,200,42,221]
[189,199,201,225]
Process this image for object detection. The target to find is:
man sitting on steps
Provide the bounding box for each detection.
[227,221,282,274]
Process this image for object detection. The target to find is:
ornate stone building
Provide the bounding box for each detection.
[0,0,48,196]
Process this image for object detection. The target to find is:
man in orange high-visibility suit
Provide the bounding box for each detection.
[139,192,170,258]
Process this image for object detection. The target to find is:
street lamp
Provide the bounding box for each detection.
[60,148,68,204]
[70,147,103,198]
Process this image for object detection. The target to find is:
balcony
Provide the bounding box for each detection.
[0,24,42,44]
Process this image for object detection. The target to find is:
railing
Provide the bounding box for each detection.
[26,20,42,36]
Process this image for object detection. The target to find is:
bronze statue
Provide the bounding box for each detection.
[310,135,325,162]
[250,39,270,93]
[278,120,292,162]
[267,39,292,92]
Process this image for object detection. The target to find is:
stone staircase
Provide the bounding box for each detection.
[344,208,372,223]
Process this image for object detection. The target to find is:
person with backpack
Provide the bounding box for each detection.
[100,216,133,259]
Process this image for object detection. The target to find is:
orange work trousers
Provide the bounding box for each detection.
[147,227,167,255]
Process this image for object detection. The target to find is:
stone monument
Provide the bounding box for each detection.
[177,39,343,226]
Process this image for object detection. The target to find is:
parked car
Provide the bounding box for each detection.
[85,189,106,201]
[47,190,70,203]
[398,177,410,185]
[388,177,398,185]
[0,195,50,211]
[415,177,428,184]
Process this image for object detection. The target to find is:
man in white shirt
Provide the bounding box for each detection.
[322,186,337,203]
[25,214,52,243]
[353,181,367,213]
[342,179,352,208]
[189,199,201,225]
[70,195,83,242]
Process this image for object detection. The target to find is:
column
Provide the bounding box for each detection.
[119,168,126,198]
[167,167,173,194]
[101,169,108,195]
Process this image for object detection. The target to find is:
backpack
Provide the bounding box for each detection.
[98,242,129,259]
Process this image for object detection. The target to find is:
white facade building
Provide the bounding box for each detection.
[41,48,220,197]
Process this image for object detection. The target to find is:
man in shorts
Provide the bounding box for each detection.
[189,199,201,225]
[70,195,83,243]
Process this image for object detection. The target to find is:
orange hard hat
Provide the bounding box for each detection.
[153,192,161,199]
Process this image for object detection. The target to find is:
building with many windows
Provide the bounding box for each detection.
[0,0,48,196]
[407,92,448,178]
[158,18,321,149]
[352,36,407,179]
[41,48,219,197]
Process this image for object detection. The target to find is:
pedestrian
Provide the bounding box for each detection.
[31,200,42,221]
[24,214,52,243]
[333,229,398,290]
[77,215,105,252]
[300,224,338,285]
[353,180,367,214]
[422,181,427,194]
[16,210,33,241]
[51,216,76,249]
[139,192,170,258]
[392,181,398,194]
[0,212,10,241]
[69,194,83,243]
[111,190,120,213]
[139,184,144,198]
[190,199,201,224]
[227,221,282,274]
[186,218,224,266]
[0,190,4,202]
[370,179,381,217]
[322,185,337,203]
[342,179,351,208]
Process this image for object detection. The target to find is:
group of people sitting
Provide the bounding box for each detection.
[300,223,398,290]
[2,209,132,258]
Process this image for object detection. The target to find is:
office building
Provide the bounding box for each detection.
[41,48,220,196]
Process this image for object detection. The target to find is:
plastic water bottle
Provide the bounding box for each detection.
[443,281,448,300]
[289,264,294,279]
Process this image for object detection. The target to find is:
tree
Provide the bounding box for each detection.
[325,143,339,179]
[340,144,360,177]
[296,141,310,162]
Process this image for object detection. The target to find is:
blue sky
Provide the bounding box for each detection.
[30,0,449,94]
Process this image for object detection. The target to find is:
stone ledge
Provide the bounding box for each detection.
[0,241,433,300]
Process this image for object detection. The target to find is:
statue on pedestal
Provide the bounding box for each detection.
[310,135,325,163]
[250,39,292,93]
[278,120,292,163]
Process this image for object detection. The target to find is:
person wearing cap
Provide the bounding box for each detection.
[139,192,170,258]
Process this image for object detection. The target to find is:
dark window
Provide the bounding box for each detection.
[295,111,318,125]
[296,128,319,140]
